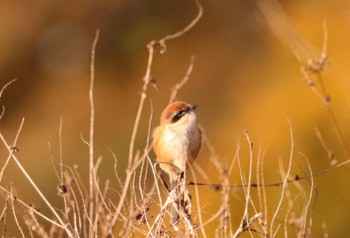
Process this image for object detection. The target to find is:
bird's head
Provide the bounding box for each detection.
[160,101,198,126]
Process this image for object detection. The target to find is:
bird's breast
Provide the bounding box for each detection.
[156,123,198,172]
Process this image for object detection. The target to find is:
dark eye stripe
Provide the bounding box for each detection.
[171,109,187,123]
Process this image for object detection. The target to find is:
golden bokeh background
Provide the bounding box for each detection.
[1,0,350,236]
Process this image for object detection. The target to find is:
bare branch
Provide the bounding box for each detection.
[0,78,17,100]
[169,56,196,103]
[88,29,100,237]
[270,118,294,237]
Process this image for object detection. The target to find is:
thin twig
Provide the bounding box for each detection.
[256,146,268,235]
[243,131,254,220]
[156,0,203,54]
[169,56,196,103]
[270,118,294,237]
[232,132,257,238]
[300,153,314,238]
[189,163,206,238]
[0,186,65,229]
[314,127,337,165]
[88,29,100,237]
[9,187,25,238]
[188,158,350,190]
[0,121,71,236]
[0,78,17,100]
[59,117,64,184]
[0,78,17,122]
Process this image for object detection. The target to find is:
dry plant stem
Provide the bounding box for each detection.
[158,0,203,52]
[243,132,253,221]
[1,192,8,238]
[215,163,231,238]
[147,197,169,237]
[246,202,266,238]
[139,152,147,201]
[140,101,154,196]
[169,56,195,103]
[0,148,12,181]
[278,161,294,238]
[148,159,163,205]
[283,204,292,238]
[301,39,350,161]
[57,118,70,223]
[63,171,83,234]
[188,165,206,238]
[256,147,268,236]
[232,213,263,238]
[68,166,94,237]
[232,132,256,238]
[0,121,24,182]
[303,67,350,160]
[0,78,17,120]
[212,139,239,237]
[257,0,350,157]
[314,127,336,164]
[109,148,123,190]
[262,1,350,159]
[47,143,60,183]
[202,137,239,230]
[28,211,49,238]
[110,42,156,233]
[234,141,246,238]
[322,222,328,238]
[0,105,4,121]
[92,158,111,233]
[203,207,225,228]
[0,186,64,229]
[188,157,348,189]
[28,226,34,238]
[128,45,154,169]
[49,222,57,238]
[193,163,210,182]
[59,117,64,184]
[92,162,112,214]
[0,78,17,100]
[189,146,350,191]
[270,118,294,237]
[0,124,72,236]
[111,0,203,230]
[135,109,154,232]
[88,30,100,237]
[255,0,317,65]
[316,74,350,159]
[300,154,314,238]
[10,187,25,238]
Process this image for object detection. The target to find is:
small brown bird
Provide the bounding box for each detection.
[153,101,202,225]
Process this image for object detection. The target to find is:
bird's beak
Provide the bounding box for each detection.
[189,104,198,112]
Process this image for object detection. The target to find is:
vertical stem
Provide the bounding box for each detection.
[89,30,100,237]
[316,73,350,159]
[128,45,154,169]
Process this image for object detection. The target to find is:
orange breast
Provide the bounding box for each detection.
[153,125,202,178]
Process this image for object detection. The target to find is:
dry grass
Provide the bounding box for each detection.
[0,1,349,237]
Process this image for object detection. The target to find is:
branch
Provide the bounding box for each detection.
[88,29,100,237]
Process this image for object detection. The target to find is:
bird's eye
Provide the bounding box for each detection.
[171,110,187,123]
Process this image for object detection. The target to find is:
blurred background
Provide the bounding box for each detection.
[1,0,350,236]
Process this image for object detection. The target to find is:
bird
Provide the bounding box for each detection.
[153,101,202,225]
